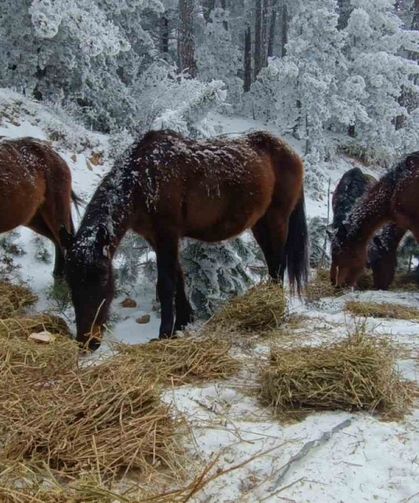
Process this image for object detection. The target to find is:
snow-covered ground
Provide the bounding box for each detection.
[0,92,418,502]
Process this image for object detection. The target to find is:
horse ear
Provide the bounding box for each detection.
[59,226,74,251]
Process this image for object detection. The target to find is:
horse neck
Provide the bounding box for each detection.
[347,180,393,249]
[77,169,135,257]
[380,224,406,252]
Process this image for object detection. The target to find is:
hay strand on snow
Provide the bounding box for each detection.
[346,300,419,320]
[260,331,413,420]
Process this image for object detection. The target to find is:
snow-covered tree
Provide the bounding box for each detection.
[342,0,419,157]
[181,237,263,317]
[196,7,242,107]
[249,0,354,159]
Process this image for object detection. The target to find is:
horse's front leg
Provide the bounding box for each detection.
[174,264,194,332]
[53,243,65,280]
[156,235,179,339]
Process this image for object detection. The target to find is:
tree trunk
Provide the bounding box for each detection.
[337,0,351,30]
[244,24,252,92]
[279,1,287,57]
[254,0,262,79]
[261,0,269,68]
[267,0,278,58]
[160,16,169,54]
[221,0,228,30]
[178,0,197,78]
[396,0,419,129]
[202,0,216,22]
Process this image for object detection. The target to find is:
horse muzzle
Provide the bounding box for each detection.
[77,324,103,352]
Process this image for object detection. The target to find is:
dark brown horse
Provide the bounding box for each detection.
[0,137,77,278]
[331,152,419,287]
[331,167,407,289]
[61,129,308,350]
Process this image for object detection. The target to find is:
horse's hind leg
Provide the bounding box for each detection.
[174,264,193,332]
[28,214,65,279]
[252,207,289,282]
[155,232,180,339]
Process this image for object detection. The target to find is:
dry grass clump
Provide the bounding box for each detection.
[391,272,418,291]
[118,336,239,385]
[345,300,419,320]
[305,269,339,302]
[0,281,37,318]
[0,351,183,479]
[356,272,374,290]
[260,332,413,420]
[306,269,375,302]
[209,283,287,331]
[0,314,77,379]
[0,314,71,338]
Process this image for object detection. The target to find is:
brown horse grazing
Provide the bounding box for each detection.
[0,137,77,278]
[330,152,419,287]
[331,167,407,289]
[60,129,308,350]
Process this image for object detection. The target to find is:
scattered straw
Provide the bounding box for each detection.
[260,332,413,420]
[208,283,287,332]
[118,336,239,385]
[0,281,37,318]
[346,301,419,320]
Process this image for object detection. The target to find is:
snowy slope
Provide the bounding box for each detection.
[0,92,418,503]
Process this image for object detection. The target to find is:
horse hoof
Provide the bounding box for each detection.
[155,333,178,341]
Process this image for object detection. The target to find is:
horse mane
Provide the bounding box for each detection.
[332,167,375,230]
[380,151,419,188]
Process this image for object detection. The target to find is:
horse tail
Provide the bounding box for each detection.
[285,191,309,296]
[71,190,84,217]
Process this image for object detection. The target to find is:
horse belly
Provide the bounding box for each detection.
[185,183,272,242]
[0,173,45,232]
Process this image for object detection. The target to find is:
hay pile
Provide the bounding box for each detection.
[0,348,183,479]
[346,300,419,320]
[260,332,412,420]
[208,283,287,332]
[305,269,375,302]
[118,337,239,385]
[305,269,339,302]
[391,272,418,291]
[0,281,37,318]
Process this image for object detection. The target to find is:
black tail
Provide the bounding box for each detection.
[285,192,309,296]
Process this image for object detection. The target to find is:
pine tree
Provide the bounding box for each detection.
[343,0,419,157]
